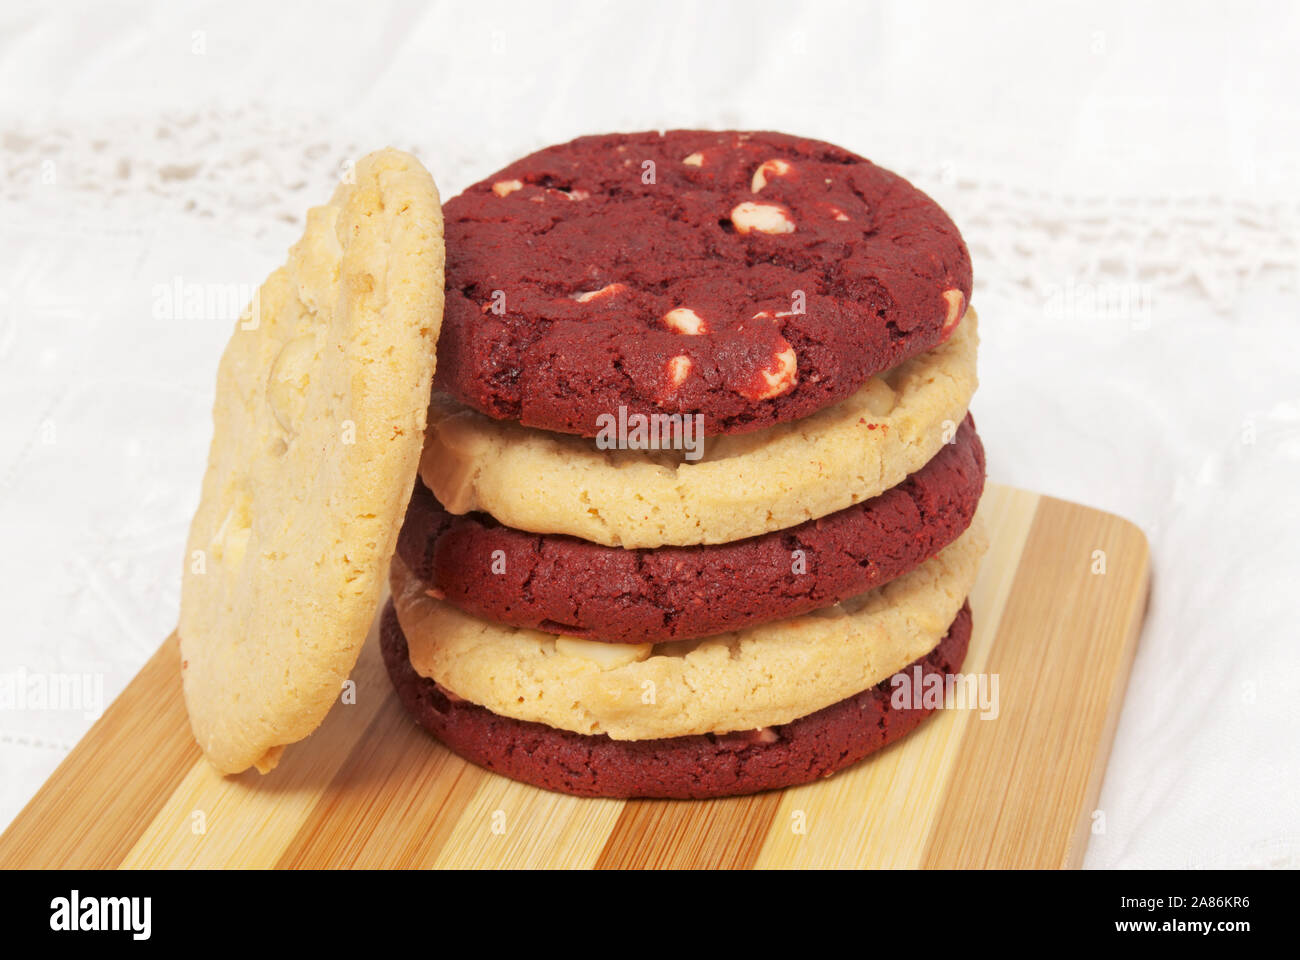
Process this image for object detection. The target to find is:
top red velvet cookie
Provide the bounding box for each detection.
[436,130,972,437]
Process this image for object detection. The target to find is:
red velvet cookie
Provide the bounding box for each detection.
[380,600,972,799]
[396,414,984,645]
[437,130,972,437]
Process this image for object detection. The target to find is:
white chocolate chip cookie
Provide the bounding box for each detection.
[179,148,445,774]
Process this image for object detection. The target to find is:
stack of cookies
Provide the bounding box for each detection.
[383,131,988,799]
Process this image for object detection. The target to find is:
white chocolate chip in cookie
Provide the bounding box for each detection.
[941,288,966,339]
[751,158,792,192]
[682,152,704,167]
[663,307,708,335]
[555,636,654,668]
[265,334,318,437]
[730,201,795,235]
[859,378,897,417]
[574,283,626,303]
[209,486,253,568]
[492,179,524,197]
[666,354,692,389]
[741,339,798,400]
[214,515,251,569]
[715,727,780,748]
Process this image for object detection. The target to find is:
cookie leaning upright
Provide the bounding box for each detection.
[179,149,445,774]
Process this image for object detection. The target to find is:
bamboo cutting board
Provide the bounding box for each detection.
[0,485,1149,869]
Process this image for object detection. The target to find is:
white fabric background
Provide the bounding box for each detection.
[1,0,1297,868]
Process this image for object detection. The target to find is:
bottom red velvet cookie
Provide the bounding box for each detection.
[380,600,972,799]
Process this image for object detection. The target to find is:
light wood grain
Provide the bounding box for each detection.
[755,483,1040,868]
[921,495,1149,868]
[0,485,1149,869]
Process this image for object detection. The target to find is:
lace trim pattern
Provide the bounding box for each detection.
[4,108,1296,312]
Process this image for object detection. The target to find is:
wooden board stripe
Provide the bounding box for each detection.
[427,776,625,869]
[595,794,784,870]
[116,620,395,868]
[920,495,1149,868]
[0,635,197,869]
[752,484,1039,868]
[276,697,478,869]
[0,485,1149,869]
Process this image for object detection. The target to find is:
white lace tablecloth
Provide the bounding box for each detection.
[2,0,1297,868]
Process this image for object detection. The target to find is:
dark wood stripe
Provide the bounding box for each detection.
[276,694,479,868]
[594,792,784,869]
[921,496,1149,868]
[0,634,199,868]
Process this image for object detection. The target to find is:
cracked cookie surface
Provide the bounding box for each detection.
[398,415,984,643]
[389,520,987,741]
[179,149,445,774]
[437,130,972,437]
